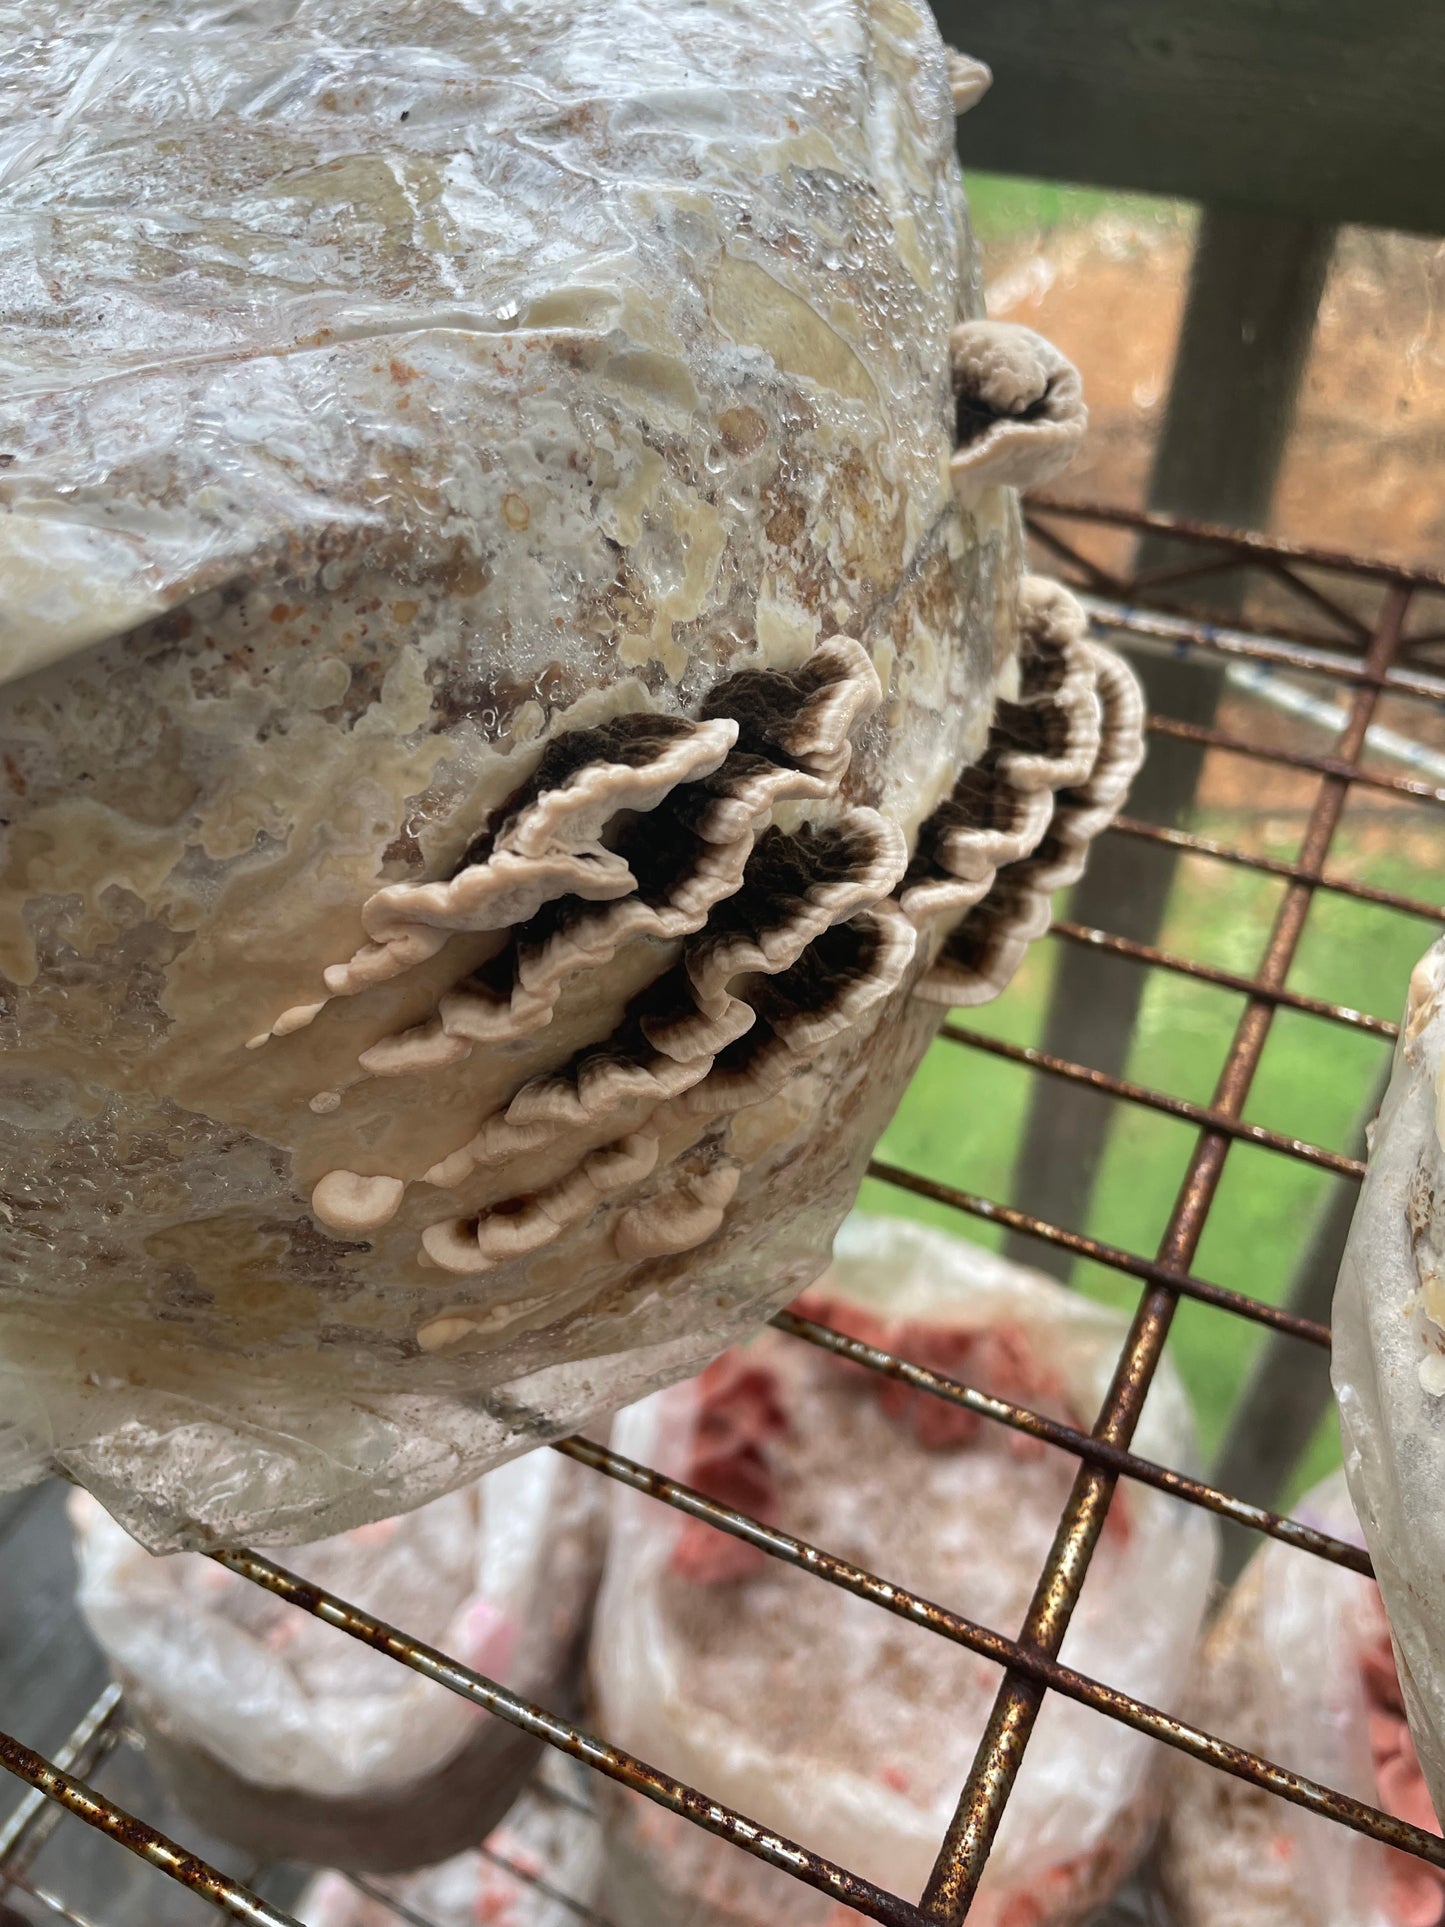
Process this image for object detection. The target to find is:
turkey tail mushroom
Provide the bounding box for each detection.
[906,578,1145,1008]
[948,322,1088,508]
[259,712,739,1041]
[945,50,993,114]
[614,1159,743,1264]
[413,813,915,1271]
[304,636,917,1276]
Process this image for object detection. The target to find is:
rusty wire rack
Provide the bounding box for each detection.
[5,499,1445,1927]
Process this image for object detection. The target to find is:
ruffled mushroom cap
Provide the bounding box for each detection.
[486,716,740,858]
[945,49,993,113]
[750,906,917,1054]
[905,577,1145,1008]
[948,323,1088,509]
[685,812,907,1006]
[614,1159,742,1264]
[700,638,881,792]
[422,1130,665,1278]
[290,635,917,1283]
[261,713,739,1042]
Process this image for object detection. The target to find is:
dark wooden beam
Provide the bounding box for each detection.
[932,0,1445,235]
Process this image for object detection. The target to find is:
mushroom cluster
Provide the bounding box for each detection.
[0,0,1142,1546]
[280,638,915,1290]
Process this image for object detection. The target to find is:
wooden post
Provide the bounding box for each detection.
[1004,211,1335,1275]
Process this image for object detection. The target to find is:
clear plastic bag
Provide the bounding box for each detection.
[588,1213,1217,1925]
[1161,1470,1442,1927]
[0,0,1020,1554]
[296,1753,602,1926]
[71,1449,602,1872]
[1334,935,1445,1869]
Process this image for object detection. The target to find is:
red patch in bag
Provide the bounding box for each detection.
[671,1354,790,1585]
[790,1293,1130,1544]
[793,1297,1069,1448]
[1360,1609,1445,1926]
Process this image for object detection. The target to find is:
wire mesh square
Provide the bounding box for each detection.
[5,500,1445,1927]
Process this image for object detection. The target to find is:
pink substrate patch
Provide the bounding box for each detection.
[1361,1611,1445,1927]
[790,1293,1083,1452]
[472,1827,538,1925]
[670,1353,790,1586]
[456,1596,521,1684]
[791,1293,1131,1547]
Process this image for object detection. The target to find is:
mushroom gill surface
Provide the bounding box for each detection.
[294,638,920,1276]
[948,322,1089,507]
[905,576,1146,1008]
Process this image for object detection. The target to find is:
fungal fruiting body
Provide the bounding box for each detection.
[0,0,1141,1549]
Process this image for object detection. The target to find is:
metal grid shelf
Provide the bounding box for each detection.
[5,500,1445,1927]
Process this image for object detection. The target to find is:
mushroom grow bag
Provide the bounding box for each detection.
[1162,1470,1443,1927]
[0,0,1140,1547]
[70,1449,603,1873]
[1336,933,1445,1856]
[296,1754,603,1927]
[588,1214,1217,1927]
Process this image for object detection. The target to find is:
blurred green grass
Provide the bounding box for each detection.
[858,807,1437,1504]
[964,171,1191,246]
[883,167,1433,1507]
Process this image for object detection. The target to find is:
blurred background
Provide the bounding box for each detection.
[857,3,1445,1545]
[864,167,1445,1502]
[6,6,1445,1920]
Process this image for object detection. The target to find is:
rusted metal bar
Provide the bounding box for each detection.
[207,1549,920,1927]
[475,1845,615,1927]
[0,1728,299,1927]
[1049,919,1398,1038]
[1127,553,1252,597]
[549,1437,1437,1870]
[942,1023,1366,1178]
[1028,494,1445,591]
[1258,555,1372,641]
[343,1875,444,1927]
[1,1869,108,1927]
[1148,711,1445,805]
[1023,517,1131,595]
[1109,815,1445,924]
[1079,594,1445,702]
[0,1684,122,1892]
[921,583,1415,1923]
[865,1158,1331,1345]
[767,1308,1371,1576]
